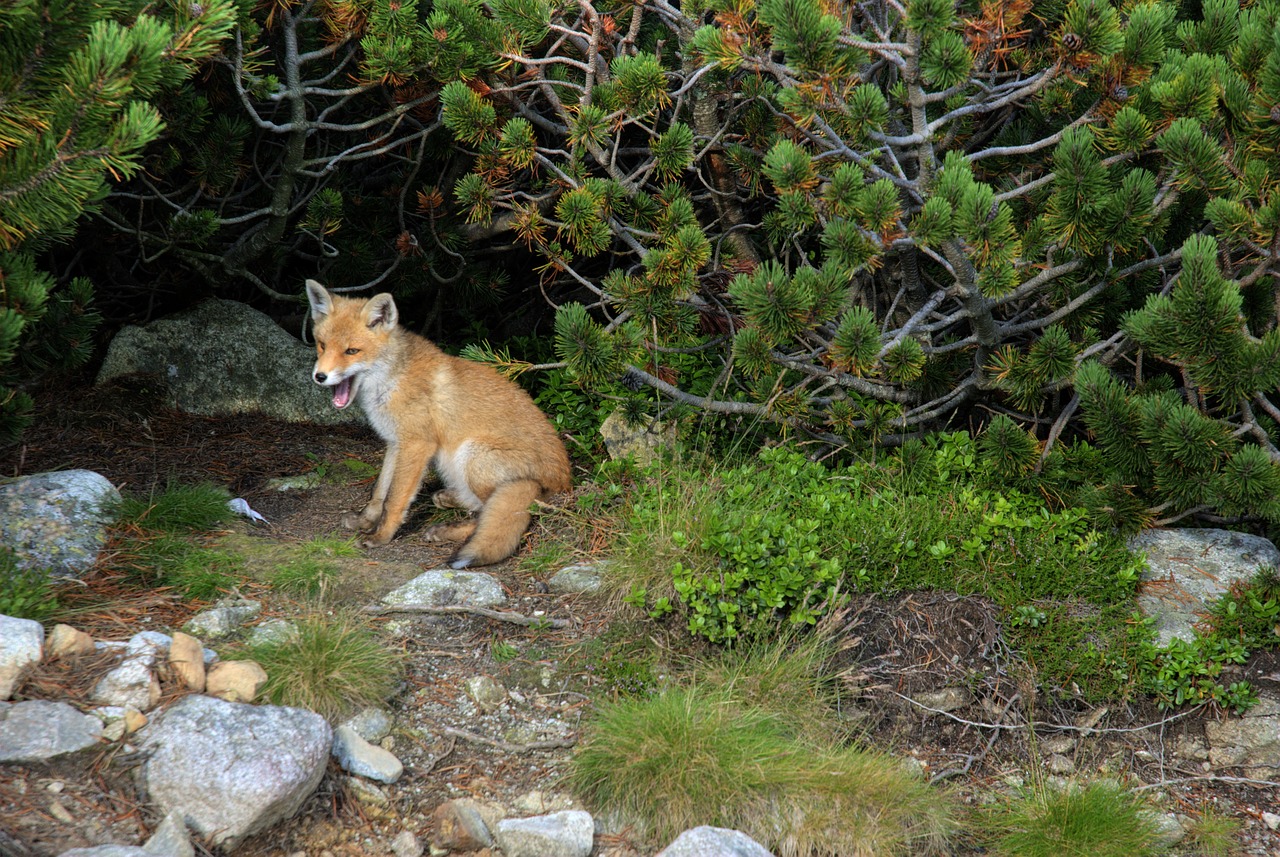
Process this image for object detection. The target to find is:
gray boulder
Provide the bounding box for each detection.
[547,565,604,595]
[137,694,331,849]
[656,827,775,857]
[382,570,508,609]
[0,469,120,578]
[0,700,104,763]
[1205,694,1280,779]
[494,810,594,857]
[95,298,359,426]
[1130,528,1280,645]
[0,614,43,699]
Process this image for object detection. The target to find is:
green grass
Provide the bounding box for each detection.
[568,686,955,855]
[981,781,1163,857]
[1182,805,1244,856]
[132,533,244,599]
[116,481,232,532]
[0,550,60,621]
[248,613,402,720]
[267,536,360,597]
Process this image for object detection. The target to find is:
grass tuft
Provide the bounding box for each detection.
[984,780,1162,857]
[116,481,231,533]
[267,537,358,597]
[569,686,954,855]
[248,612,401,720]
[1182,805,1244,856]
[130,533,243,599]
[0,549,60,621]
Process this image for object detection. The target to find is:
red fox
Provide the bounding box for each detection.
[305,280,572,567]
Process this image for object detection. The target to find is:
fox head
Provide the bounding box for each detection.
[305,279,399,410]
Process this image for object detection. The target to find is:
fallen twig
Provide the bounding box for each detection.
[365,603,572,629]
[441,725,577,753]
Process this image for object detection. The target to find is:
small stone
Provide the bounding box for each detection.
[46,780,64,793]
[344,776,390,808]
[382,570,508,609]
[183,599,262,639]
[391,830,424,857]
[205,660,267,703]
[332,725,404,784]
[1041,735,1075,755]
[547,565,604,595]
[432,799,495,850]
[1262,812,1280,832]
[911,687,974,713]
[46,624,96,659]
[494,810,594,857]
[246,618,299,647]
[168,632,206,692]
[341,707,393,743]
[466,675,507,713]
[1047,753,1075,775]
[655,826,774,857]
[48,799,75,824]
[124,709,148,734]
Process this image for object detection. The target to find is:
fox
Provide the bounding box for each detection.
[304,279,572,568]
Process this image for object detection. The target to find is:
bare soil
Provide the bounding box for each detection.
[1,378,1278,857]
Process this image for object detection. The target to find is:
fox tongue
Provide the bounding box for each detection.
[333,377,352,409]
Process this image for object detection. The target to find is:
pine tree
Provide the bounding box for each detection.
[0,0,238,439]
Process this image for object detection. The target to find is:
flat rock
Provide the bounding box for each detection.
[340,707,393,743]
[137,694,331,849]
[1204,694,1280,778]
[494,810,594,857]
[0,469,120,578]
[95,298,360,425]
[382,570,507,609]
[183,599,262,639]
[0,700,103,763]
[656,826,775,857]
[0,614,43,699]
[332,725,404,784]
[143,810,195,857]
[1130,528,1280,645]
[547,565,603,595]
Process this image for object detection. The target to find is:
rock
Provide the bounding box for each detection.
[0,469,121,578]
[129,631,173,657]
[168,632,206,692]
[547,565,604,595]
[92,643,162,712]
[92,706,147,741]
[382,570,507,609]
[183,598,261,639]
[1130,528,1280,646]
[58,848,150,857]
[466,675,507,713]
[911,687,974,714]
[341,707,393,743]
[1204,693,1280,778]
[0,700,104,762]
[1141,811,1187,848]
[344,776,391,808]
[432,799,496,850]
[1041,735,1076,755]
[137,694,331,849]
[96,298,359,426]
[246,618,299,647]
[46,623,96,659]
[332,725,404,784]
[1047,753,1075,775]
[512,791,575,815]
[1262,811,1280,832]
[205,660,268,703]
[599,410,676,465]
[656,827,775,857]
[390,830,424,857]
[494,810,594,857]
[143,810,195,857]
[0,614,43,699]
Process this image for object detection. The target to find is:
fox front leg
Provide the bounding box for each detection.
[342,443,398,532]
[360,439,435,547]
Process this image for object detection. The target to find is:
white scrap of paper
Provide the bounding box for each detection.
[227,497,268,524]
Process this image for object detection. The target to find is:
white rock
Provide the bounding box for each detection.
[142,810,195,857]
[656,826,775,857]
[0,469,121,578]
[0,700,103,763]
[332,725,404,784]
[494,810,594,857]
[390,830,424,857]
[382,570,507,609]
[341,707,393,743]
[0,614,43,699]
[92,656,161,712]
[183,599,262,639]
[1262,811,1280,831]
[138,695,331,849]
[246,618,299,646]
[547,565,604,595]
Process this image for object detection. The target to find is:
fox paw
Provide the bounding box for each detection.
[341,512,378,532]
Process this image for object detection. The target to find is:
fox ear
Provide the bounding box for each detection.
[364,293,399,330]
[305,279,332,321]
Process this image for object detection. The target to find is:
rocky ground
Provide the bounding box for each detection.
[2,379,1280,856]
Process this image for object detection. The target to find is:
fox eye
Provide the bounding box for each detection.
[344,347,360,355]
[317,340,326,352]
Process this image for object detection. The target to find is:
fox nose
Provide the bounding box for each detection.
[314,372,327,383]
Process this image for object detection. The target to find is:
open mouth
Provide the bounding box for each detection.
[333,377,353,409]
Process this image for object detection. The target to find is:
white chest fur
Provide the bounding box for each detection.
[357,362,400,443]
[434,441,484,511]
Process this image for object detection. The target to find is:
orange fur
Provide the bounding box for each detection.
[305,280,571,567]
